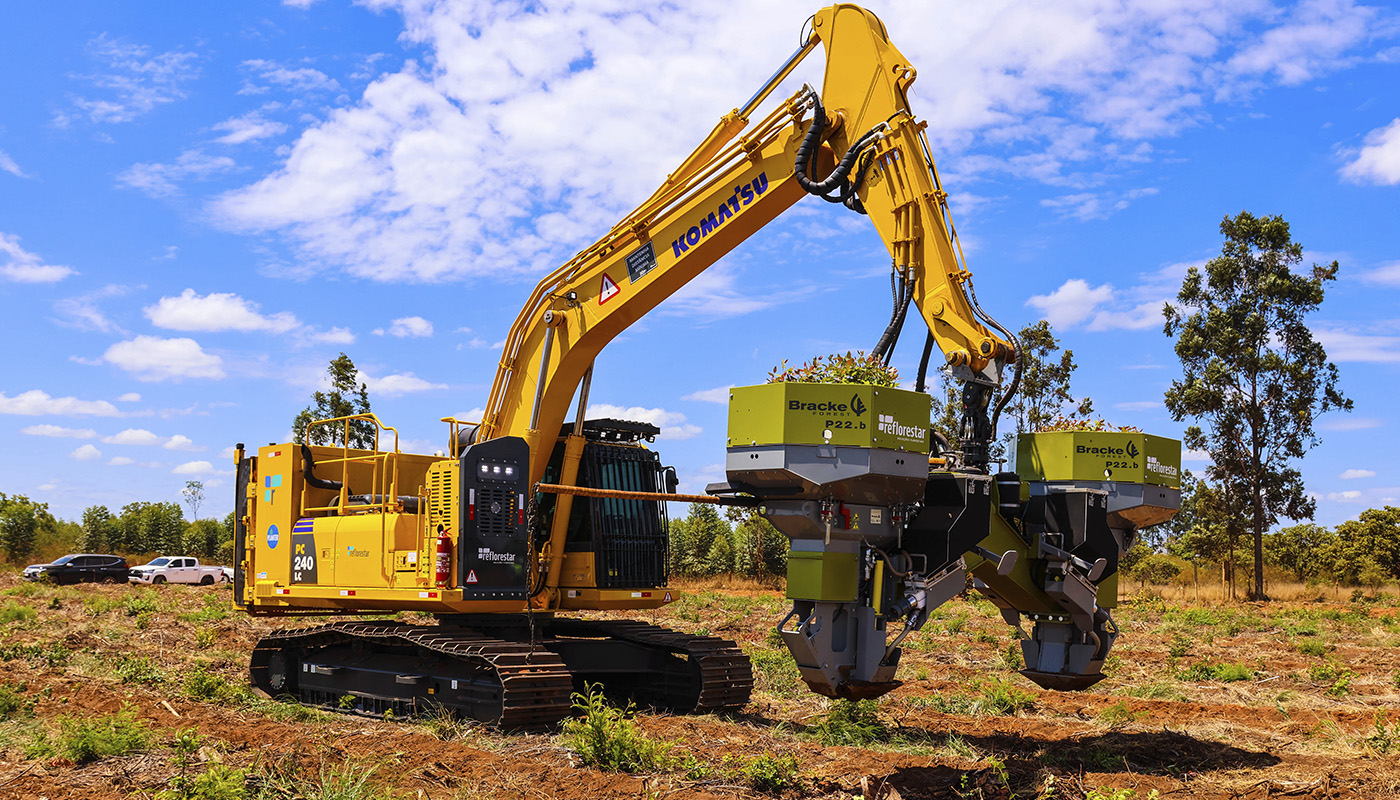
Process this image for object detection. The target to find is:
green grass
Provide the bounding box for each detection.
[0,642,72,668]
[1120,681,1185,701]
[747,645,803,698]
[0,682,32,721]
[115,655,167,686]
[124,593,161,617]
[183,667,249,704]
[1179,661,1255,682]
[1097,700,1145,727]
[0,601,36,625]
[919,679,1035,716]
[1295,639,1330,657]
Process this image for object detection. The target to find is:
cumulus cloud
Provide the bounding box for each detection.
[60,34,199,126]
[102,336,226,381]
[587,403,701,440]
[145,289,301,333]
[1340,468,1376,479]
[1026,279,1115,329]
[21,425,97,439]
[117,393,141,402]
[163,435,203,451]
[1360,261,1400,286]
[103,428,163,446]
[108,456,136,466]
[0,390,121,417]
[1340,118,1400,186]
[70,444,103,461]
[117,150,236,198]
[210,0,1382,281]
[683,385,736,404]
[1311,328,1400,364]
[305,326,355,345]
[172,460,215,475]
[1,232,75,283]
[374,316,434,338]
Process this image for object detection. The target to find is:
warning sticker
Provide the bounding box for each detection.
[599,274,620,305]
[625,241,657,283]
[663,591,673,603]
[465,569,479,584]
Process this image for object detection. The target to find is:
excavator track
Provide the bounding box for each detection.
[547,619,753,713]
[249,620,573,729]
[249,618,752,728]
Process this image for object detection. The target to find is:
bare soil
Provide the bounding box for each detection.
[0,573,1397,799]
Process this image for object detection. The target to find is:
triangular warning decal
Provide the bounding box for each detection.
[599,274,620,305]
[465,570,478,584]
[663,591,672,603]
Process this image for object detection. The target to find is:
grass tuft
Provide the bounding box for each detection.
[804,699,886,746]
[560,684,676,773]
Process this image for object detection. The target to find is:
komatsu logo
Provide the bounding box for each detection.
[477,547,516,564]
[878,414,921,439]
[671,173,770,258]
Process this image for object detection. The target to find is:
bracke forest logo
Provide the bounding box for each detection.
[851,394,867,416]
[1126,441,1140,459]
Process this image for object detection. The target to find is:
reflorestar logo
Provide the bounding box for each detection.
[877,414,922,439]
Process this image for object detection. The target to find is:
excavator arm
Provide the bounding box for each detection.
[478,4,1014,482]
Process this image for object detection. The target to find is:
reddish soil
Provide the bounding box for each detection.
[0,575,1397,799]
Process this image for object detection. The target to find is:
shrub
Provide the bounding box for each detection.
[1179,662,1254,682]
[125,593,160,618]
[0,601,35,625]
[183,668,246,704]
[740,753,801,793]
[56,708,150,764]
[1295,640,1329,658]
[561,684,676,773]
[0,682,31,720]
[115,655,166,686]
[1129,555,1181,585]
[805,699,885,746]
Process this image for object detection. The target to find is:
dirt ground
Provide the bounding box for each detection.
[0,572,1397,800]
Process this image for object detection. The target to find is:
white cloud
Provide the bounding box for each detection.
[21,424,97,439]
[1318,416,1384,432]
[1325,489,1364,502]
[1340,118,1400,185]
[213,110,289,145]
[118,150,237,198]
[1026,279,1115,329]
[1361,261,1400,286]
[683,385,736,404]
[587,403,701,440]
[103,336,226,381]
[172,460,215,475]
[62,35,199,126]
[103,428,163,446]
[1311,328,1400,364]
[0,150,26,178]
[375,316,434,338]
[240,59,340,94]
[145,289,301,333]
[70,444,103,461]
[0,390,121,417]
[53,284,129,332]
[0,232,75,283]
[164,435,203,451]
[1040,187,1158,222]
[1182,449,1212,463]
[361,372,448,397]
[108,456,136,466]
[1339,468,1376,479]
[306,326,356,345]
[117,393,142,402]
[209,1,1381,283]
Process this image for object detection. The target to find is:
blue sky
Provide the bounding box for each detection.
[2,0,1398,529]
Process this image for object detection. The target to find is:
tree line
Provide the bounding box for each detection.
[668,504,789,579]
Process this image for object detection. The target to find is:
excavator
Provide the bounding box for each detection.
[232,4,1181,727]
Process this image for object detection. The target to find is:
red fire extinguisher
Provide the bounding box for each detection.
[435,526,452,588]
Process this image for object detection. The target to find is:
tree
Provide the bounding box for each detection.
[1164,471,1250,597]
[293,353,376,449]
[668,504,730,577]
[1264,523,1337,582]
[1329,507,1400,585]
[182,480,205,521]
[80,505,115,552]
[1164,211,1350,600]
[185,519,225,560]
[0,494,54,562]
[726,507,789,577]
[1003,320,1093,434]
[112,501,185,554]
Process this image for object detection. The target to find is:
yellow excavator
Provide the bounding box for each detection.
[233,4,1180,726]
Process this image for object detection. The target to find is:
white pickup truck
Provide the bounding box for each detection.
[128,556,229,585]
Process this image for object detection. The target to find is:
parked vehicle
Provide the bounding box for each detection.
[129,556,229,585]
[22,554,129,584]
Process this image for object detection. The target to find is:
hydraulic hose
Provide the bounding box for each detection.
[914,331,936,393]
[872,276,913,364]
[794,96,881,203]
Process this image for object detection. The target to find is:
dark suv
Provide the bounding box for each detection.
[22,554,129,584]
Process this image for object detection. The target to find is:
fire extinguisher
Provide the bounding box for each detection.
[435,526,452,588]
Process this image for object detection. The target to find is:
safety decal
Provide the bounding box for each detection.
[599,274,620,305]
[464,569,479,584]
[663,591,672,603]
[624,240,657,283]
